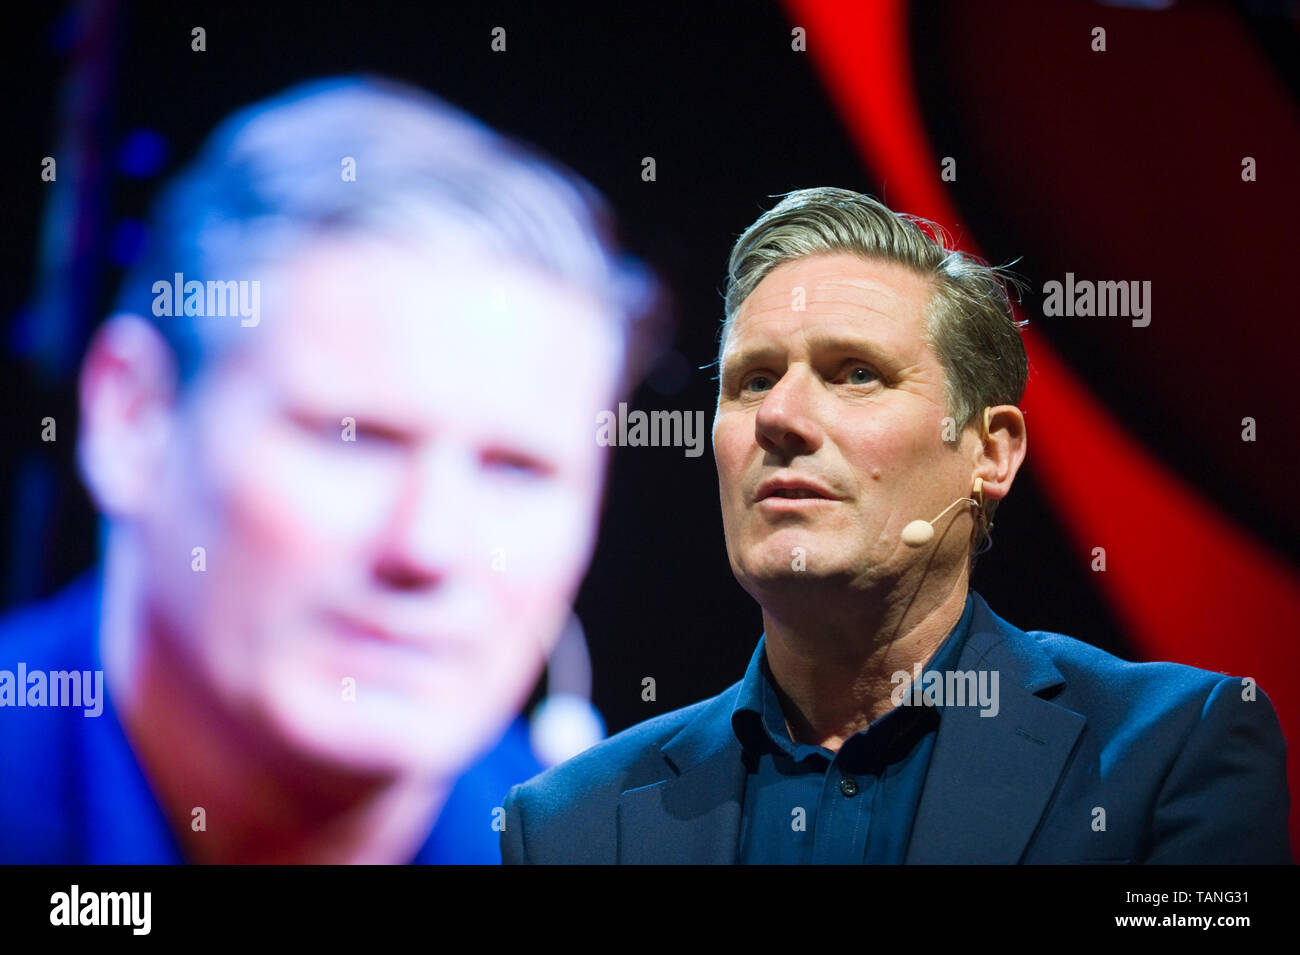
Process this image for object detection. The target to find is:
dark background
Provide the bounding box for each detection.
[3,0,1298,842]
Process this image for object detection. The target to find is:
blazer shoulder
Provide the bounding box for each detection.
[514,683,739,804]
[1028,627,1242,695]
[0,572,103,862]
[1020,626,1288,863]
[0,572,100,663]
[501,683,740,862]
[1022,626,1277,739]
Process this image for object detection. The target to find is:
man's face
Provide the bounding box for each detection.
[713,253,979,602]
[138,234,621,777]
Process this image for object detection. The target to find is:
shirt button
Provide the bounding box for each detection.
[840,775,859,797]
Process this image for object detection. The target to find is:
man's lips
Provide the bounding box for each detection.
[326,611,472,658]
[753,475,841,504]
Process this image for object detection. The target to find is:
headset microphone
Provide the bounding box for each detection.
[901,478,986,547]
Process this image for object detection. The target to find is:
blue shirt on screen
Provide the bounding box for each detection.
[732,592,974,863]
[0,568,543,864]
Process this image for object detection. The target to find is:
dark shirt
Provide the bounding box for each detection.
[0,569,544,863]
[732,592,975,863]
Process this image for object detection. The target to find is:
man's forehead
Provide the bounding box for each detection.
[214,238,619,449]
[262,234,620,358]
[724,255,934,361]
[751,255,918,298]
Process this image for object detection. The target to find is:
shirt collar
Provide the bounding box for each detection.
[731,591,977,758]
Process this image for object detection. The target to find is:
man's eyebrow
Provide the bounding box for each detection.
[720,334,896,376]
[802,331,896,358]
[719,342,785,377]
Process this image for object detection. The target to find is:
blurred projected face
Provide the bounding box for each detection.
[143,233,620,777]
[713,253,976,602]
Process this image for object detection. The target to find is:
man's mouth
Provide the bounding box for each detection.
[326,611,473,660]
[754,476,840,504]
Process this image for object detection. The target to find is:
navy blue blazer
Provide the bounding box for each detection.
[501,592,1292,864]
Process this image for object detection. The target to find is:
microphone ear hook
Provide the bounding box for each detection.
[929,493,979,525]
[970,476,995,552]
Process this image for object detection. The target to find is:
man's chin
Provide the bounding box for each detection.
[738,566,826,601]
[736,549,872,603]
[265,693,496,779]
[739,542,852,579]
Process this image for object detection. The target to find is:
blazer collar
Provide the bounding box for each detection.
[616,592,1086,864]
[904,594,1086,863]
[617,683,747,864]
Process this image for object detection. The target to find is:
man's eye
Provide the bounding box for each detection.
[288,410,410,446]
[842,365,877,385]
[481,449,552,479]
[742,374,774,393]
[290,411,351,442]
[354,424,409,446]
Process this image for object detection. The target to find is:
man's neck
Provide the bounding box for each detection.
[99,542,450,864]
[760,575,969,753]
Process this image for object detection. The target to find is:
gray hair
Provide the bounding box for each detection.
[719,186,1029,561]
[113,74,663,397]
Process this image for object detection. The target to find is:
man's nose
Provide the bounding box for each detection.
[753,366,824,458]
[372,443,471,590]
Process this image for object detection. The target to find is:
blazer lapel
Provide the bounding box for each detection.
[906,595,1086,863]
[617,687,747,864]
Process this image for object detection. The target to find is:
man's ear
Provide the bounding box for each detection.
[76,313,181,519]
[974,404,1027,503]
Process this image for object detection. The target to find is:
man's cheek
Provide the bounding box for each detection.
[487,569,567,634]
[234,438,401,549]
[483,486,595,576]
[482,567,572,669]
